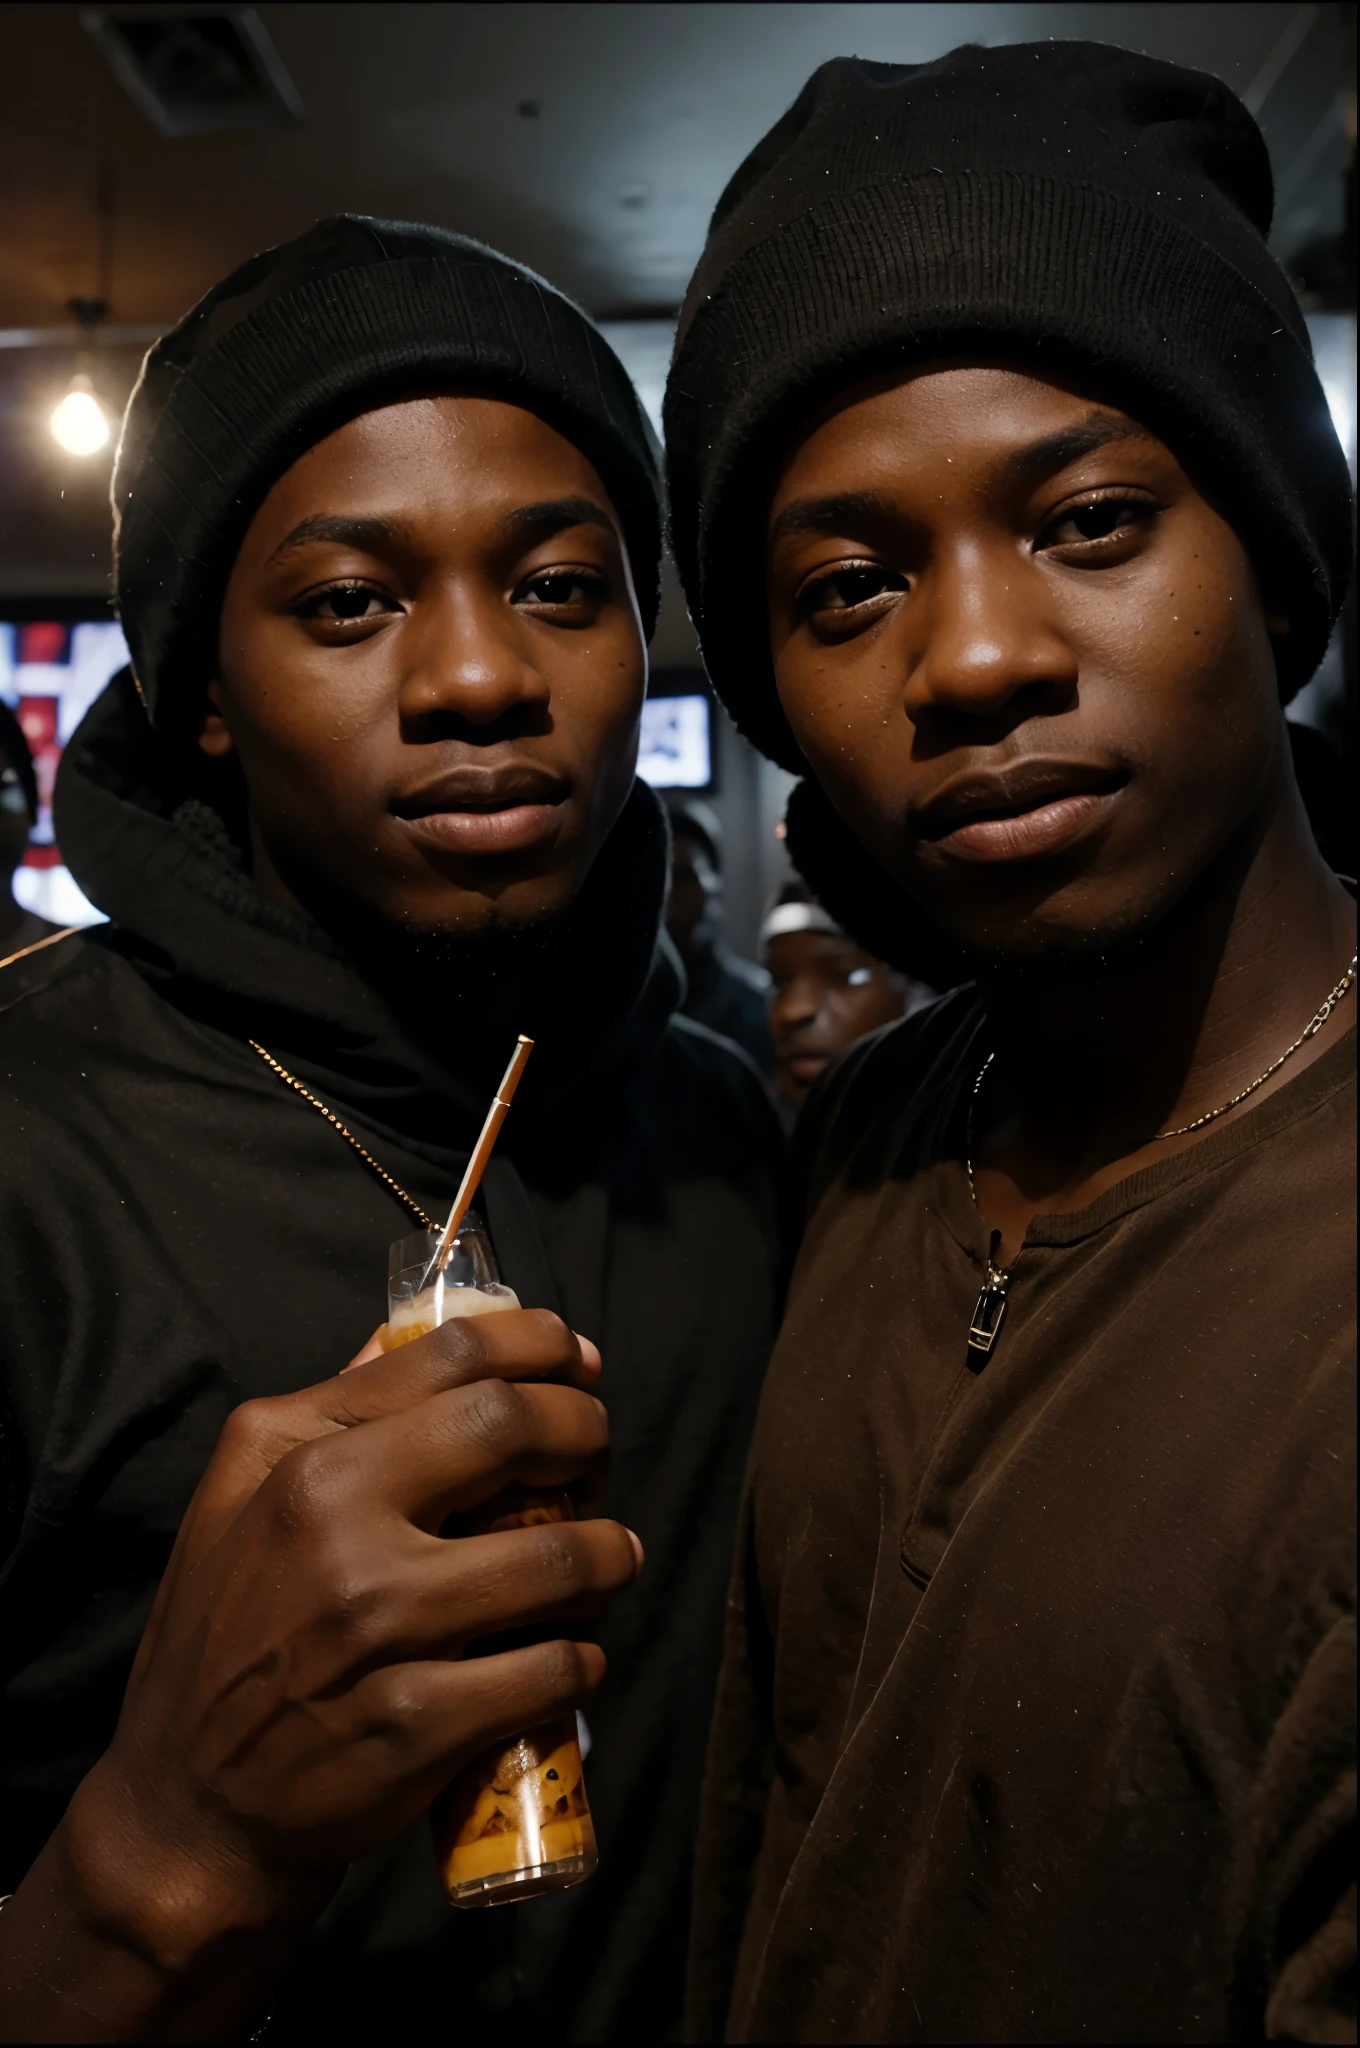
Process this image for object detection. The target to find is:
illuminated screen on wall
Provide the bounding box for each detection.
[0,616,130,928]
[636,691,712,790]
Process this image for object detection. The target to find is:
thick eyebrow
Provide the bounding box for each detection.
[265,497,614,569]
[997,412,1151,496]
[768,416,1153,554]
[767,490,893,551]
[500,496,616,548]
[266,513,409,565]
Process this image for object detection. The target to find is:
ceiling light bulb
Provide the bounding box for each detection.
[50,374,110,456]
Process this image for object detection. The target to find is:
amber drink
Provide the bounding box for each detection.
[382,1223,599,1908]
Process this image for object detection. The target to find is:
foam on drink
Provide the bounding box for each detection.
[382,1278,519,1349]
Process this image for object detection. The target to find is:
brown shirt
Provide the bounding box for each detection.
[689,992,1356,2044]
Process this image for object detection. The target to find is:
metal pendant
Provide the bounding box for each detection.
[967,1280,1008,1370]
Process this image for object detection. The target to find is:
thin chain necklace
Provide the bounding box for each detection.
[0,923,84,974]
[0,939,436,1234]
[963,1055,1010,1366]
[963,948,1358,1368]
[0,924,445,1231]
[246,1040,435,1229]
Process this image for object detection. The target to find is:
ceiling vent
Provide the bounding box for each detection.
[83,6,303,137]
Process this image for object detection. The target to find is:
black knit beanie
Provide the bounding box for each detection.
[666,40,1355,779]
[114,215,661,734]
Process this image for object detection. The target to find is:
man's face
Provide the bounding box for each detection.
[206,393,646,939]
[766,928,907,1108]
[665,829,721,960]
[765,365,1290,963]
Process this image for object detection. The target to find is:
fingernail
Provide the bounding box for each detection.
[626,1528,645,1572]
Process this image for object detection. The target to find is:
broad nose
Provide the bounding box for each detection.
[397,582,551,732]
[771,974,823,1035]
[903,540,1077,731]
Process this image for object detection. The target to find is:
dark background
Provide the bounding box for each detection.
[1,2,1354,945]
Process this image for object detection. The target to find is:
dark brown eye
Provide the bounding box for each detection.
[295,584,394,622]
[1042,496,1156,548]
[324,587,380,618]
[811,566,902,612]
[520,571,604,606]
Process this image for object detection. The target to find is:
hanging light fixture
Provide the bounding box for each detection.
[50,371,111,456]
[50,290,112,457]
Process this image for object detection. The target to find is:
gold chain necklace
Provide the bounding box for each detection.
[0,922,441,1229]
[246,1040,434,1229]
[1153,949,1356,1139]
[963,948,1358,1367]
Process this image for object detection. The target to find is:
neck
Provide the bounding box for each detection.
[245,817,557,1080]
[976,774,1355,1184]
[359,920,558,1075]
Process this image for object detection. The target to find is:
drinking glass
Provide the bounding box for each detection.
[382,1219,599,1907]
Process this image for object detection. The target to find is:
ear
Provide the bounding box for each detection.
[198,679,235,759]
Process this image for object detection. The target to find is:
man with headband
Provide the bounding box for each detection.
[665,44,1356,2044]
[759,881,929,1118]
[0,218,784,2040]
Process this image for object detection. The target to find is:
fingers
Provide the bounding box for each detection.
[267,1378,613,1535]
[186,1312,597,1564]
[368,1517,643,1660]
[344,1318,602,1376]
[350,1636,608,1795]
[336,1313,602,1425]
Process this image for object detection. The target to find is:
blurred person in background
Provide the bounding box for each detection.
[665,797,773,1070]
[0,698,60,956]
[761,879,933,1118]
[0,217,785,2045]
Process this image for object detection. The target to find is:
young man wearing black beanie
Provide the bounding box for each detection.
[0,217,784,2041]
[665,44,1356,2045]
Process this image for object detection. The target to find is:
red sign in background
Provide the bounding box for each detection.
[16,689,61,869]
[3,619,129,922]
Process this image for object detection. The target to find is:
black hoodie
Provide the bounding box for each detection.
[0,670,786,2041]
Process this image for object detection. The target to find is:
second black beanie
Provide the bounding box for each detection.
[665,42,1354,770]
[114,215,662,734]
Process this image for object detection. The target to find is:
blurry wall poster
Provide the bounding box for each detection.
[637,693,712,790]
[0,619,129,927]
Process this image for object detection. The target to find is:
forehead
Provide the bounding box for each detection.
[251,392,613,535]
[771,362,1152,508]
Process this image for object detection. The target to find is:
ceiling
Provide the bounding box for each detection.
[0,0,1352,602]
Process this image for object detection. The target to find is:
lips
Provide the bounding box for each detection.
[394,763,570,859]
[914,759,1127,864]
[782,1053,831,1085]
